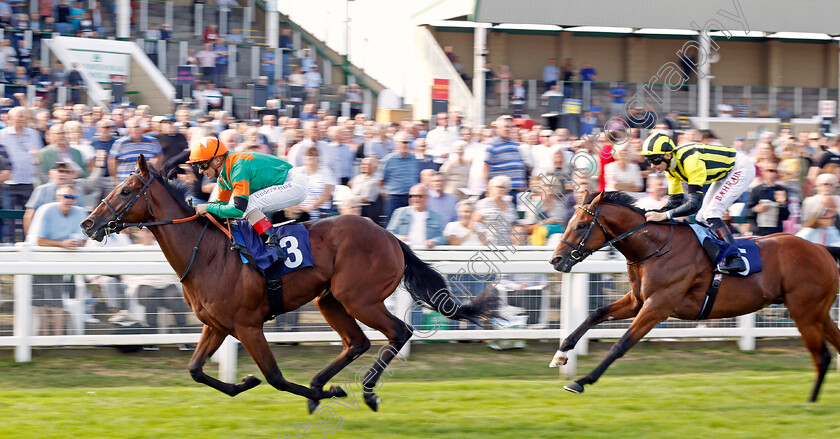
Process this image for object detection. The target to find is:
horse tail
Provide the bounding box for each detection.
[398,240,499,326]
[823,246,840,263]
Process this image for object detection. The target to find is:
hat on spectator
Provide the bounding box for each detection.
[809,132,821,140]
[151,116,164,123]
[734,137,744,141]
[816,173,838,187]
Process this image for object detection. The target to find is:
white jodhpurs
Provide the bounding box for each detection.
[695,152,756,223]
[244,171,308,215]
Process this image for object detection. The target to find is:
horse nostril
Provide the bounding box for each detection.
[82,219,93,229]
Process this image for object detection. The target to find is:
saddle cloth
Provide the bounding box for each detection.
[230,221,314,275]
[689,224,762,276]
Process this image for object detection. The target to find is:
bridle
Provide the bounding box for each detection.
[97,170,233,282]
[559,203,673,266]
[102,171,157,233]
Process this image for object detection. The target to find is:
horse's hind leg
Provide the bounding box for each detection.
[235,325,344,401]
[552,292,641,367]
[189,325,261,396]
[565,298,672,394]
[306,293,371,413]
[343,301,412,412]
[786,296,833,402]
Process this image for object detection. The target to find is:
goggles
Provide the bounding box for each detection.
[646,155,667,165]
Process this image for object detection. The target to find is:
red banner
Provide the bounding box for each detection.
[432,78,449,100]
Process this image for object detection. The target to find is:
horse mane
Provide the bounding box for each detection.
[149,167,194,212]
[583,191,648,216]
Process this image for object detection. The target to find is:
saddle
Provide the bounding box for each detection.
[688,224,763,320]
[230,221,314,319]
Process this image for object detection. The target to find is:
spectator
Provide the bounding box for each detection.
[324,127,355,185]
[472,175,518,246]
[635,173,669,211]
[287,120,326,166]
[0,106,43,242]
[485,116,527,197]
[603,142,643,192]
[27,184,89,335]
[522,178,568,246]
[304,65,322,91]
[496,64,513,101]
[226,27,244,45]
[202,82,223,110]
[386,183,445,248]
[347,84,363,118]
[67,62,83,103]
[809,136,840,185]
[444,200,482,246]
[155,117,188,173]
[796,192,840,246]
[439,140,470,200]
[287,66,305,86]
[376,131,419,225]
[737,98,751,118]
[144,23,160,66]
[745,162,789,236]
[203,23,220,44]
[425,171,458,224]
[213,38,228,86]
[610,82,626,116]
[337,196,362,216]
[542,57,559,92]
[195,43,217,83]
[109,117,163,185]
[260,48,276,82]
[413,137,439,174]
[37,123,87,182]
[801,173,840,226]
[288,146,334,219]
[561,58,576,98]
[362,124,393,159]
[348,156,381,222]
[300,47,316,73]
[716,98,734,118]
[579,62,597,82]
[425,112,458,165]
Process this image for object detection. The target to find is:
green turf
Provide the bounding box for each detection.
[1,341,839,438]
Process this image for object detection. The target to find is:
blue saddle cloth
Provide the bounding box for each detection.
[230,221,314,275]
[689,224,762,276]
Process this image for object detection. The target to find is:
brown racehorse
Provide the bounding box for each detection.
[549,191,840,402]
[80,156,497,412]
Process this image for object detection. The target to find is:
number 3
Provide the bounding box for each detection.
[279,236,303,268]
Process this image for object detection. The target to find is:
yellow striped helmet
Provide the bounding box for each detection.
[641,132,676,156]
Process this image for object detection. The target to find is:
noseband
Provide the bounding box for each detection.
[102,172,155,233]
[559,204,673,265]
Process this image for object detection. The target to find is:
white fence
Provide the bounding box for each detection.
[0,244,825,381]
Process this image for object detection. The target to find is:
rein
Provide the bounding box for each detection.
[560,204,674,265]
[101,171,236,281]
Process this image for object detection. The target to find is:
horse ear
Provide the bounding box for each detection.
[591,190,606,206]
[136,154,149,177]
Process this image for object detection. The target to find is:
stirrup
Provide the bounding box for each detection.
[265,235,287,261]
[716,256,745,274]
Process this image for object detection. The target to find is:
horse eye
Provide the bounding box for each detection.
[121,189,131,196]
[577,223,586,229]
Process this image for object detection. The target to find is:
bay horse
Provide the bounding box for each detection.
[549,191,840,402]
[80,156,497,412]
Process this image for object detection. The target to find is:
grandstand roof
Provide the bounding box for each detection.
[456,0,840,37]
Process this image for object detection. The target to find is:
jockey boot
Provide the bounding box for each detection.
[247,210,287,261]
[709,219,745,274]
[260,227,287,261]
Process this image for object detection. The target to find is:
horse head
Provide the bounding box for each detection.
[550,191,610,272]
[81,155,156,241]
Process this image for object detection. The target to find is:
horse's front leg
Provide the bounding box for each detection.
[564,295,674,394]
[236,325,345,401]
[550,292,641,367]
[189,325,262,396]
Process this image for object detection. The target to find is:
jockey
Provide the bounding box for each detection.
[640,131,756,273]
[188,136,307,260]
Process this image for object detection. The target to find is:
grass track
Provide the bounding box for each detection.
[1,341,839,438]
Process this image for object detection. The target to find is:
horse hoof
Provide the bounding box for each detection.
[549,350,568,368]
[241,375,261,389]
[329,384,347,398]
[307,399,320,414]
[563,382,584,394]
[364,392,381,412]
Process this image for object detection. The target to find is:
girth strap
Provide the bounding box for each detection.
[695,273,723,320]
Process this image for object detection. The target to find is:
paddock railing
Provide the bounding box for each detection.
[0,244,832,381]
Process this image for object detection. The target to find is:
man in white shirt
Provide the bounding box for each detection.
[635,173,669,210]
[425,112,459,165]
[716,98,734,118]
[287,120,327,167]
